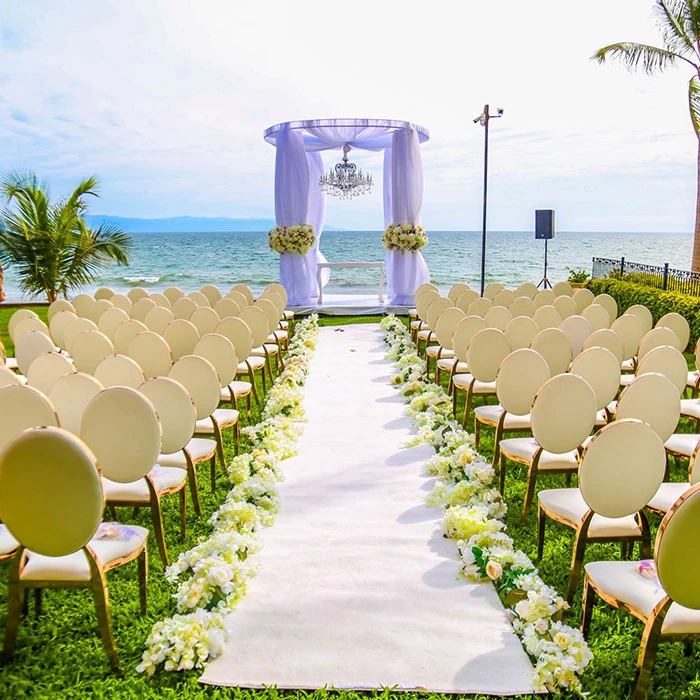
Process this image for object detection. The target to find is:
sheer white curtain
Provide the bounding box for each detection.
[274,124,316,306]
[385,128,430,305]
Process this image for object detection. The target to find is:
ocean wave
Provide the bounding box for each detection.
[122,275,161,285]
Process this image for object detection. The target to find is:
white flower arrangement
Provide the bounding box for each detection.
[138,314,319,675]
[380,314,593,695]
[268,224,315,255]
[382,223,428,252]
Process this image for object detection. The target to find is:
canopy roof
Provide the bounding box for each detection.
[263,118,430,152]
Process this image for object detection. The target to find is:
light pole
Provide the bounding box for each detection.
[473,104,503,295]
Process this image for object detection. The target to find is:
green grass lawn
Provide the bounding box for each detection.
[0,310,698,698]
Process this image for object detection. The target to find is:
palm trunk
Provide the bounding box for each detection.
[693,139,700,273]
[0,263,5,302]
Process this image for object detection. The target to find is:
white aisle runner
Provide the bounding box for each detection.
[200,324,535,695]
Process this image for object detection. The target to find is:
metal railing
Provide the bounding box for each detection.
[592,257,700,296]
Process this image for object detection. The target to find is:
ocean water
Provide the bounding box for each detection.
[0,230,693,302]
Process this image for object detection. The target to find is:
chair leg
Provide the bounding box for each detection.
[499,454,507,495]
[492,423,503,469]
[580,574,596,637]
[148,496,169,567]
[185,452,202,517]
[474,419,481,450]
[630,609,670,700]
[244,362,261,406]
[90,572,121,675]
[3,557,23,659]
[537,504,546,560]
[521,463,539,523]
[137,547,148,615]
[566,522,591,604]
[179,487,187,540]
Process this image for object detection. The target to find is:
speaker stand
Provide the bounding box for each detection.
[537,239,552,289]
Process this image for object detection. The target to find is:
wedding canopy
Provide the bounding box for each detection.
[263,118,431,306]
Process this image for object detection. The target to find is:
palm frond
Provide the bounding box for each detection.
[682,0,700,50]
[592,42,694,73]
[653,0,698,59]
[689,74,700,139]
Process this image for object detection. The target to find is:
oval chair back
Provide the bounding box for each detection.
[624,304,654,334]
[483,305,512,331]
[255,297,282,331]
[216,317,253,360]
[534,289,555,308]
[455,289,479,313]
[127,287,149,303]
[70,330,116,375]
[130,297,157,323]
[110,294,133,314]
[466,328,512,383]
[611,313,645,362]
[163,319,200,361]
[194,333,238,388]
[579,419,666,518]
[48,372,104,435]
[483,282,504,300]
[259,290,285,316]
[493,289,516,309]
[163,286,185,305]
[144,306,175,336]
[553,280,574,297]
[149,292,172,309]
[81,386,161,483]
[8,309,40,341]
[532,305,562,330]
[0,385,58,451]
[139,377,195,454]
[169,355,220,420]
[189,306,221,336]
[497,348,550,416]
[214,297,240,319]
[425,297,452,329]
[231,283,255,305]
[0,365,24,388]
[553,295,577,320]
[569,346,622,411]
[187,290,210,307]
[573,287,595,313]
[559,315,594,359]
[94,354,146,389]
[26,352,76,394]
[89,298,114,323]
[13,316,50,342]
[98,307,130,341]
[226,290,250,309]
[63,317,98,355]
[656,312,690,352]
[637,327,682,362]
[113,319,147,355]
[49,310,78,349]
[530,327,572,376]
[71,293,97,319]
[0,426,103,556]
[635,345,688,396]
[504,315,539,350]
[615,372,680,442]
[94,287,115,301]
[448,282,471,303]
[238,306,270,348]
[514,281,538,299]
[435,307,466,350]
[582,328,624,364]
[172,296,198,320]
[127,331,173,379]
[593,293,618,321]
[15,331,56,375]
[47,299,75,322]
[581,303,611,331]
[452,316,488,364]
[509,296,536,318]
[531,374,596,454]
[200,284,222,306]
[466,297,492,318]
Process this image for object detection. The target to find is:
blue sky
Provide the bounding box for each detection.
[0,0,696,232]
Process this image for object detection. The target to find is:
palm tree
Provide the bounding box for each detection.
[0,172,132,302]
[593,0,700,271]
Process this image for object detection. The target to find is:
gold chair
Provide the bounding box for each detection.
[163,318,201,361]
[581,482,700,700]
[538,419,664,603]
[25,351,76,394]
[0,426,148,675]
[529,326,572,376]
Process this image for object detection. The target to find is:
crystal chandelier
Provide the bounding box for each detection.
[319,144,373,199]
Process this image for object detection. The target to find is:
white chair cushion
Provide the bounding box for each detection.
[452,374,497,394]
[102,466,186,501]
[0,524,19,556]
[426,346,454,359]
[539,488,642,537]
[647,482,690,513]
[437,358,467,373]
[195,409,239,433]
[238,357,265,372]
[687,370,700,388]
[20,524,148,581]
[417,330,436,342]
[664,433,700,458]
[681,399,700,420]
[410,320,422,329]
[585,560,700,635]
[220,381,252,402]
[157,438,216,467]
[283,311,294,320]
[499,437,579,470]
[620,374,634,387]
[594,408,609,427]
[621,358,636,372]
[474,404,532,430]
[5,358,18,371]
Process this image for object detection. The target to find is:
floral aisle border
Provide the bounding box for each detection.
[379,315,592,695]
[138,314,319,674]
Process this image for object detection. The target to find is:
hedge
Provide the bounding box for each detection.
[586,278,700,350]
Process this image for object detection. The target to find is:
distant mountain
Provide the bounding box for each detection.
[85,215,340,233]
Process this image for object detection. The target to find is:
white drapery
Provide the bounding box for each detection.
[265,118,431,306]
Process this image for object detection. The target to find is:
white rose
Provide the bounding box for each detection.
[485,559,503,580]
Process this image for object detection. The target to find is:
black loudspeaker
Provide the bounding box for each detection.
[535,209,555,240]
